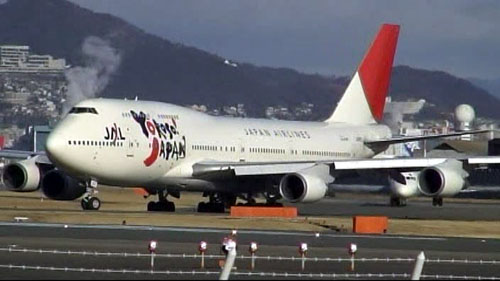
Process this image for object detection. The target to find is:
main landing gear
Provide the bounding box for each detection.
[197,193,235,213]
[390,197,407,207]
[196,192,284,213]
[263,192,283,207]
[81,179,101,211]
[432,197,444,207]
[147,190,175,212]
[236,193,283,207]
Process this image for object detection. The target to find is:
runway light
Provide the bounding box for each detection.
[199,241,207,253]
[315,232,320,238]
[199,241,207,269]
[299,242,308,255]
[249,242,258,270]
[348,243,357,255]
[148,240,158,270]
[148,240,158,253]
[299,242,308,271]
[231,230,238,237]
[249,242,258,254]
[348,243,357,272]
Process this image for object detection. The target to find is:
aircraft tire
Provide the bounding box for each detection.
[81,199,89,210]
[148,201,175,212]
[267,203,284,207]
[147,202,157,212]
[197,202,208,213]
[214,203,225,213]
[437,198,443,207]
[432,198,444,207]
[197,202,225,213]
[82,197,101,211]
[87,197,101,210]
[165,202,175,212]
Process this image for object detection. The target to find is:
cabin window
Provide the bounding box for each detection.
[68,107,98,114]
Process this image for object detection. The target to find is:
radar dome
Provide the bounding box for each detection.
[455,104,475,123]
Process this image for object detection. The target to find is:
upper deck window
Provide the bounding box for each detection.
[69,107,98,114]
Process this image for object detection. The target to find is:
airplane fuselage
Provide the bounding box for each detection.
[47,99,392,190]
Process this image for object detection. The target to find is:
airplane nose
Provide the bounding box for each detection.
[45,130,65,163]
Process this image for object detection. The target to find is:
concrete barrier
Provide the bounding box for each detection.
[230,206,297,218]
[352,216,388,234]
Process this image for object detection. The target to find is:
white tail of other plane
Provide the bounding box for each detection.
[326,24,400,125]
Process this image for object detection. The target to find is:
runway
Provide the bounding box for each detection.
[0,223,499,279]
[1,188,500,240]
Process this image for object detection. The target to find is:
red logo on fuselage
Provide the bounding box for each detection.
[131,110,186,167]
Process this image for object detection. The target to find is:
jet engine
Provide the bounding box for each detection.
[2,159,41,192]
[418,163,467,197]
[279,172,328,203]
[388,171,420,199]
[41,170,86,200]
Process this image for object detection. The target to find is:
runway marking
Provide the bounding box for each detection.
[0,222,448,241]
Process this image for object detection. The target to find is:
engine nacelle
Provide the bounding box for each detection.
[388,171,420,199]
[2,159,41,192]
[418,164,467,197]
[279,172,328,203]
[41,170,86,201]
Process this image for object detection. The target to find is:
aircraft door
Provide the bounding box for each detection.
[238,138,246,162]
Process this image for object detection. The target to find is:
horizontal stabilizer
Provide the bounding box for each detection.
[365,129,490,147]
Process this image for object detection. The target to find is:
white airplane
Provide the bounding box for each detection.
[1,24,497,211]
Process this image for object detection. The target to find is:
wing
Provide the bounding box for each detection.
[0,150,51,164]
[0,150,44,159]
[192,156,500,178]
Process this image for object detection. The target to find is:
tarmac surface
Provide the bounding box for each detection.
[1,188,500,279]
[0,223,499,280]
[296,195,500,221]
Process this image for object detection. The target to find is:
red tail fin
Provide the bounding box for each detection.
[327,24,400,124]
[359,24,400,121]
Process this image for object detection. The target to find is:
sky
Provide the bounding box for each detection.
[70,0,500,79]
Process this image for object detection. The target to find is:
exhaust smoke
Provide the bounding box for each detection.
[63,36,121,114]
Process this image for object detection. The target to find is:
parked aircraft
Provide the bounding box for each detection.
[1,24,496,211]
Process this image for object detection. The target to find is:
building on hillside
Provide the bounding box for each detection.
[0,45,67,73]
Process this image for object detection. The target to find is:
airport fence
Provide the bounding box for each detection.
[0,247,499,280]
[1,247,500,265]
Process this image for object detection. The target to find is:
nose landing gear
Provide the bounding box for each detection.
[81,179,101,211]
[81,196,101,211]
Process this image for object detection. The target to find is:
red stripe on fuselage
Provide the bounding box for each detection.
[144,138,159,167]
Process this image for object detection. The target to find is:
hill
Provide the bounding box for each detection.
[1,0,499,120]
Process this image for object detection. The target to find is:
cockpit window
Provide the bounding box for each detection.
[69,107,98,114]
